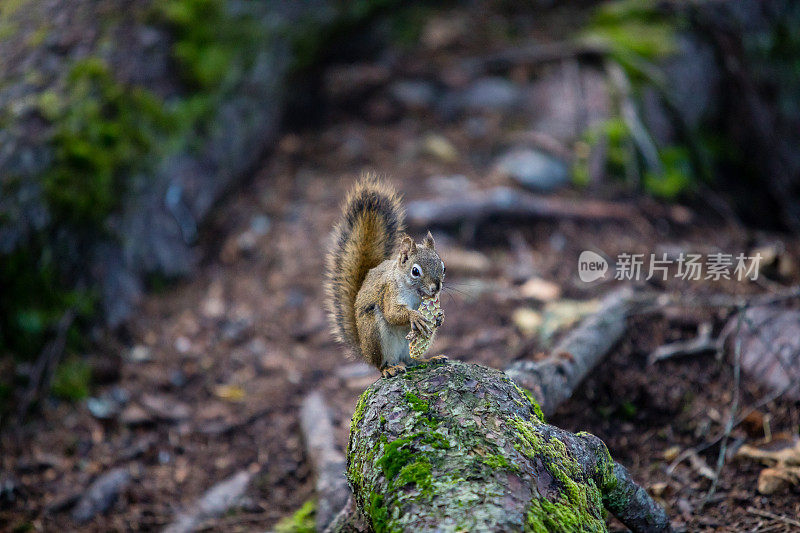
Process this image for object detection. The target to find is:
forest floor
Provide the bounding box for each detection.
[3,5,800,533]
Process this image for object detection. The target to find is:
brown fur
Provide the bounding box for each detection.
[325,175,404,359]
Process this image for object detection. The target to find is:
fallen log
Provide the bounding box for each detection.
[341,361,671,532]
[405,187,641,230]
[301,391,350,530]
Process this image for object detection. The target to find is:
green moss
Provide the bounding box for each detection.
[514,384,545,423]
[369,493,393,533]
[41,58,174,226]
[349,364,610,531]
[404,390,429,412]
[273,499,316,533]
[154,0,246,90]
[51,357,91,401]
[511,417,606,532]
[0,243,96,362]
[395,460,433,495]
[377,435,416,480]
[351,388,371,431]
[479,454,516,471]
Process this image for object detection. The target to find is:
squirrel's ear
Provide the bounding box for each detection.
[423,231,435,249]
[398,234,415,264]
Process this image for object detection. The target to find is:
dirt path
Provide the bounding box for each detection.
[4,5,800,532]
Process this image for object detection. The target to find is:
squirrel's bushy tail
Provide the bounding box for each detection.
[325,174,404,357]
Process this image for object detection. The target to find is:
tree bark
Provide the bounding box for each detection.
[343,360,671,532]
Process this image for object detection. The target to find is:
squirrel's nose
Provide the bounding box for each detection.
[430,282,439,294]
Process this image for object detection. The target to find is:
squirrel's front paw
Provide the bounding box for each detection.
[409,310,433,336]
[434,310,444,328]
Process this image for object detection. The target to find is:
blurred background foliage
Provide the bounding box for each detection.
[0,0,798,417]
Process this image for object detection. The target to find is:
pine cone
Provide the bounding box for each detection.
[408,294,442,360]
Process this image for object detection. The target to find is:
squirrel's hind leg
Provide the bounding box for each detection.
[381,363,407,378]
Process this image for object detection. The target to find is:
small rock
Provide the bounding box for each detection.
[120,404,152,426]
[389,80,437,110]
[141,393,191,422]
[512,308,543,338]
[110,387,130,405]
[169,369,187,388]
[0,474,18,504]
[324,63,391,99]
[495,149,569,192]
[460,77,521,112]
[421,133,458,163]
[87,397,119,420]
[127,345,151,362]
[71,467,131,524]
[519,278,562,302]
[221,317,252,343]
[249,215,270,236]
[724,307,800,401]
[201,281,226,319]
[174,336,192,354]
[213,384,246,403]
[426,174,472,195]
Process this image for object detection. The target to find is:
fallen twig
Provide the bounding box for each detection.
[606,61,664,178]
[746,507,800,529]
[648,323,721,365]
[465,40,608,75]
[164,470,252,533]
[701,306,744,509]
[17,309,76,419]
[72,467,132,524]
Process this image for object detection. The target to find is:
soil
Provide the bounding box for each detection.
[3,4,800,532]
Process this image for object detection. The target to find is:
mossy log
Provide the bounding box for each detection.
[337,361,671,533]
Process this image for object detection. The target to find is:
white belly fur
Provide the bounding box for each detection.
[375,287,422,367]
[376,310,414,366]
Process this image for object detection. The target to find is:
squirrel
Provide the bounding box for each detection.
[325,175,446,378]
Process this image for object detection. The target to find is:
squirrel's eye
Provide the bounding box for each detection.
[442,262,446,275]
[411,265,421,277]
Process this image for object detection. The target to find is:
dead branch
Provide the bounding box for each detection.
[405,186,641,230]
[648,323,721,365]
[163,470,252,533]
[17,309,76,419]
[465,40,608,75]
[747,507,800,529]
[300,391,350,532]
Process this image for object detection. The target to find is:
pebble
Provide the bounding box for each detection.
[495,148,569,192]
[389,80,437,109]
[460,77,521,111]
[71,467,131,524]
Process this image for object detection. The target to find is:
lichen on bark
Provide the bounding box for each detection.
[344,360,671,533]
